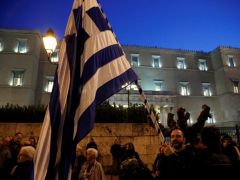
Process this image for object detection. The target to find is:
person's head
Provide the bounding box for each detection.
[192,135,206,150]
[201,126,221,152]
[86,137,98,150]
[221,134,233,148]
[123,142,135,157]
[86,148,98,162]
[29,136,36,144]
[168,113,174,119]
[114,137,121,145]
[170,129,185,150]
[17,146,35,163]
[2,136,12,145]
[14,132,23,143]
[185,112,190,120]
[177,107,186,119]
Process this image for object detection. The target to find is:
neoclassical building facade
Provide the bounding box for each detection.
[0,28,239,127]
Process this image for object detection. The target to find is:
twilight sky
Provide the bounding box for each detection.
[0,0,240,52]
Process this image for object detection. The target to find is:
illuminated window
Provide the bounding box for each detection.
[0,39,3,52]
[15,39,28,53]
[202,83,212,96]
[187,112,194,125]
[10,70,24,87]
[179,81,190,96]
[45,76,54,93]
[198,59,208,71]
[232,80,239,94]
[227,55,236,67]
[50,49,59,63]
[152,55,161,68]
[176,57,187,69]
[131,54,139,67]
[206,112,215,124]
[154,80,164,91]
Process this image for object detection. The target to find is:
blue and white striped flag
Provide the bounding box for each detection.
[33,0,138,179]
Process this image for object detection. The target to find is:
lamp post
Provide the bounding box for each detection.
[43,28,58,63]
[126,84,131,108]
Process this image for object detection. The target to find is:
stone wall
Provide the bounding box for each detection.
[0,123,163,169]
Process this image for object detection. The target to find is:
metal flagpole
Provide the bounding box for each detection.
[134,80,165,144]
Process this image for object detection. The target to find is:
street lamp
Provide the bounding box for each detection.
[43,28,58,63]
[126,83,131,107]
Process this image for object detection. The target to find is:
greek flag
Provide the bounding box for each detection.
[33,0,138,179]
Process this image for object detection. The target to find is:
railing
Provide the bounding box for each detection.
[218,125,240,143]
[118,89,175,96]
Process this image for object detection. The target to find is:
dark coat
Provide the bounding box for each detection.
[10,160,33,180]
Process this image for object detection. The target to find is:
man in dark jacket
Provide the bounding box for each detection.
[153,129,195,180]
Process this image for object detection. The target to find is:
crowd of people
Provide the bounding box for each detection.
[107,105,240,180]
[0,132,36,179]
[0,105,240,180]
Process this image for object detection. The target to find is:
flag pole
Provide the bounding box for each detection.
[134,80,165,144]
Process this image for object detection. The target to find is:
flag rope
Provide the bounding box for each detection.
[134,80,165,143]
